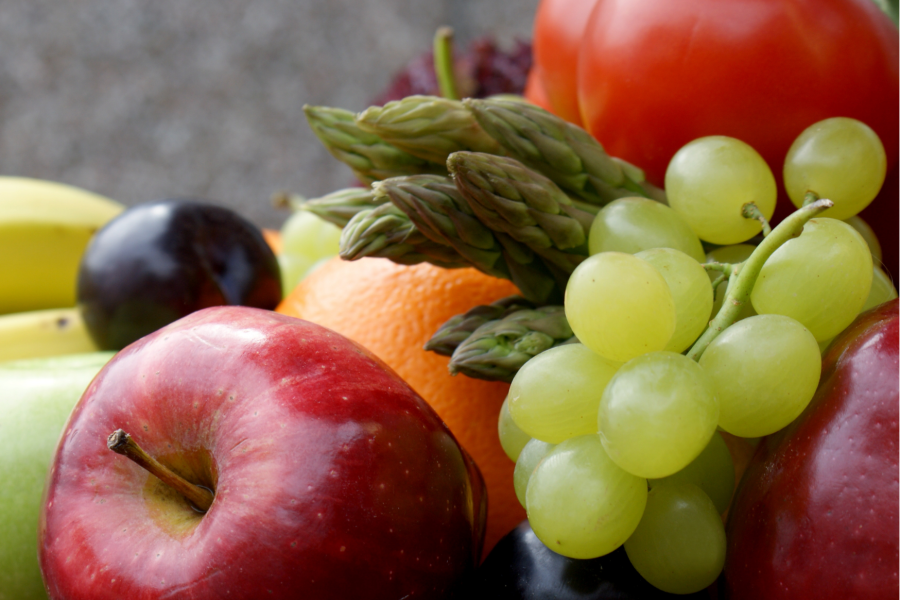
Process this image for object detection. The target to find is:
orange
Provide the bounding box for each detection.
[276,256,525,555]
[262,228,282,255]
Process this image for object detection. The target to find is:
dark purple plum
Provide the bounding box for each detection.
[77,199,281,350]
[459,520,713,600]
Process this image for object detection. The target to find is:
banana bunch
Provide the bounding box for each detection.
[0,177,124,315]
[0,308,98,362]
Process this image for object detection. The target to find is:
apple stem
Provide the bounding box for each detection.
[433,26,460,101]
[687,197,834,362]
[107,429,214,513]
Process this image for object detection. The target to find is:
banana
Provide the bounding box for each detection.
[0,307,99,362]
[0,177,124,314]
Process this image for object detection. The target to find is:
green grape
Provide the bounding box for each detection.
[845,215,882,264]
[706,244,757,323]
[636,248,713,353]
[588,197,706,262]
[526,435,647,559]
[565,252,676,363]
[598,352,718,479]
[498,396,532,462]
[278,211,342,292]
[700,314,820,438]
[818,268,896,353]
[784,117,887,221]
[665,136,776,245]
[513,438,555,507]
[750,218,873,341]
[862,266,898,313]
[624,482,726,595]
[649,431,734,515]
[507,344,620,444]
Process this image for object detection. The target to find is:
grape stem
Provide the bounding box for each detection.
[703,262,732,293]
[433,26,459,101]
[741,202,771,237]
[801,190,821,207]
[709,272,728,293]
[703,262,732,274]
[686,198,834,362]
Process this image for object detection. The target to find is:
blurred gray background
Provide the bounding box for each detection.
[0,0,539,229]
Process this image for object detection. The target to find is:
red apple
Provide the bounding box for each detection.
[38,306,485,599]
[723,299,899,599]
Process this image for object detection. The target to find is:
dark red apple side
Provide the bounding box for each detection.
[38,306,485,600]
[723,299,899,600]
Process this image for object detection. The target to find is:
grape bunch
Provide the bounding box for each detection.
[499,116,896,594]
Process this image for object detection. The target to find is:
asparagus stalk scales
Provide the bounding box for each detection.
[339,202,469,269]
[373,174,564,304]
[287,187,384,229]
[356,96,505,165]
[447,305,576,383]
[447,151,595,274]
[304,105,445,184]
[464,97,663,205]
[425,295,538,356]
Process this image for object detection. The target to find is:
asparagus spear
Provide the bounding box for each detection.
[282,187,384,228]
[464,97,661,205]
[373,174,564,304]
[356,96,505,165]
[447,151,594,274]
[447,305,576,383]
[424,295,537,356]
[304,105,446,184]
[339,202,468,269]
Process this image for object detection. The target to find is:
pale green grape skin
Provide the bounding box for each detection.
[784,117,887,221]
[706,244,757,323]
[565,252,676,363]
[598,352,719,479]
[513,438,555,507]
[706,243,757,265]
[278,211,342,292]
[750,218,873,342]
[700,314,821,438]
[507,344,620,444]
[862,266,898,313]
[498,397,532,462]
[665,136,777,245]
[845,215,882,264]
[636,248,713,353]
[526,435,647,559]
[649,431,734,515]
[818,268,895,354]
[624,482,726,595]
[588,197,706,262]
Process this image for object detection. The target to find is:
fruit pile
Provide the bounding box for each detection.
[287,82,897,593]
[0,3,897,599]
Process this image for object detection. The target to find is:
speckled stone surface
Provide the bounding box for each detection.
[0,0,538,228]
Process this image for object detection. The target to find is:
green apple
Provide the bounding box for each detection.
[0,352,114,600]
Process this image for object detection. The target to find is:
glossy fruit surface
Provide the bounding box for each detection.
[531,0,596,125]
[0,352,113,600]
[723,299,899,599]
[525,434,646,559]
[783,117,887,220]
[276,256,524,553]
[565,252,675,363]
[750,218,873,341]
[461,519,712,599]
[77,199,281,350]
[577,0,898,204]
[39,307,485,599]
